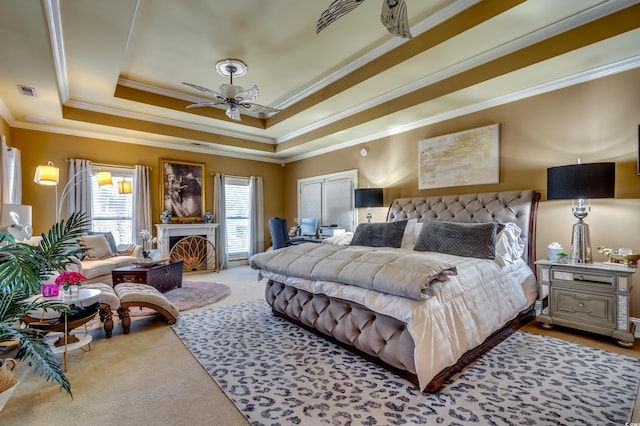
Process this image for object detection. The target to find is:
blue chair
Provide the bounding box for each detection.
[269,217,291,250]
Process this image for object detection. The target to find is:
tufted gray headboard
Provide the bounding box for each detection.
[386,190,540,268]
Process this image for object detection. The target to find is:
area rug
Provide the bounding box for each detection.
[172,300,640,425]
[130,281,231,316]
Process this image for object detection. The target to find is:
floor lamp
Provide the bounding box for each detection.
[354,188,384,223]
[547,161,615,264]
[34,161,113,222]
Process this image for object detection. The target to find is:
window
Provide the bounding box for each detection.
[91,167,133,245]
[225,176,250,259]
[298,169,357,232]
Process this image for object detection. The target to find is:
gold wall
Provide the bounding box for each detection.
[7,67,640,315]
[284,68,640,315]
[11,129,285,238]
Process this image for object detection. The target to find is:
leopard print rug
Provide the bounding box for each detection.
[172,300,640,425]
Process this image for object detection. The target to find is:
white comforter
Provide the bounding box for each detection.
[254,247,537,390]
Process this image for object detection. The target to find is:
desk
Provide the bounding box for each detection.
[27,289,102,371]
[290,236,324,244]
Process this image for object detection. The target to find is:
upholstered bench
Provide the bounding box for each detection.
[114,283,179,334]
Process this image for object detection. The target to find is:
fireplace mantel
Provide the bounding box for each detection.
[155,223,219,269]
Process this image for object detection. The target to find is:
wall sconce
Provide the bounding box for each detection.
[547,161,615,264]
[34,161,113,222]
[354,188,384,223]
[118,180,132,194]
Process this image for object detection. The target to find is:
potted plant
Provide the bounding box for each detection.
[0,212,89,397]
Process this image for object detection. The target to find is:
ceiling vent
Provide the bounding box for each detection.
[17,84,37,97]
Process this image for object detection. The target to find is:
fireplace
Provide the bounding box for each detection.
[155,223,219,271]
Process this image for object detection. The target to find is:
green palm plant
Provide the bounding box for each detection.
[0,212,90,397]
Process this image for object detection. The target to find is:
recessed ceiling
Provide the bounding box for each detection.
[1,0,639,163]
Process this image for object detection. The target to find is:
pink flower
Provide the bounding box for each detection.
[55,271,87,289]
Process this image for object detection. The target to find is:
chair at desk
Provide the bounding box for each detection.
[269,217,294,250]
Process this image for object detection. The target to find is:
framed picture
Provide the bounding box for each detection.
[160,158,205,222]
[637,125,639,176]
[418,124,500,190]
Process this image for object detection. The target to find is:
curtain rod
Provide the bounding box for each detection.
[65,158,149,170]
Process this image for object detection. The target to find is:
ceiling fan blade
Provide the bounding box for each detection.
[244,103,282,114]
[316,0,366,34]
[186,101,225,109]
[182,82,225,100]
[381,0,412,38]
[234,85,259,103]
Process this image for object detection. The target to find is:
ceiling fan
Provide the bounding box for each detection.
[182,59,281,121]
[316,0,412,39]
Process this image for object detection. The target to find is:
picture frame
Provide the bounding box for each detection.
[160,158,205,222]
[418,124,500,190]
[637,125,639,176]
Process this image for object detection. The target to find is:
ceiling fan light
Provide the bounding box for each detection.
[226,106,241,121]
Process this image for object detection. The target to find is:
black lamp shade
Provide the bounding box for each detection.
[547,162,615,200]
[354,188,384,208]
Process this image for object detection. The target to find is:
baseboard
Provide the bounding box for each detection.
[632,317,640,338]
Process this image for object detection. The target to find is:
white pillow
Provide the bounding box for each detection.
[495,222,525,266]
[79,234,115,259]
[401,219,422,249]
[322,232,353,246]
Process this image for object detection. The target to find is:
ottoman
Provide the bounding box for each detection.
[114,283,179,334]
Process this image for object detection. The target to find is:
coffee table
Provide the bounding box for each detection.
[112,260,183,293]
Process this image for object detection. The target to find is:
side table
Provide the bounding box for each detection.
[536,260,635,347]
[27,288,102,371]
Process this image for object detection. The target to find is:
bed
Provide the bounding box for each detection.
[250,190,540,392]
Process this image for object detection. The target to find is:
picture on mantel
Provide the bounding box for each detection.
[160,158,205,222]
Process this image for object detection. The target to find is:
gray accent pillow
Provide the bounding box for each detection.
[88,231,118,254]
[350,220,408,248]
[413,221,498,259]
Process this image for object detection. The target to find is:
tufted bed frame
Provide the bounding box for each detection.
[264,190,540,392]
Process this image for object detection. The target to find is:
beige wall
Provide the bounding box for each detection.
[285,67,640,316]
[11,128,285,243]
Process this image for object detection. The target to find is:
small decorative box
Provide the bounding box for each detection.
[41,283,59,297]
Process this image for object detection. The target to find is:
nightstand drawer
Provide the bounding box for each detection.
[551,269,613,285]
[551,287,615,327]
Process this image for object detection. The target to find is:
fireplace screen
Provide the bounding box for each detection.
[169,236,217,272]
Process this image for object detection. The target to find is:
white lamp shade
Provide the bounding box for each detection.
[34,163,59,185]
[96,171,113,188]
[118,180,132,194]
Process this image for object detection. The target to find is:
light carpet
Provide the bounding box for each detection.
[172,300,640,425]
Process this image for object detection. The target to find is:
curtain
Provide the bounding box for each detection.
[66,159,93,221]
[213,172,228,270]
[132,165,152,245]
[1,136,22,204]
[248,176,264,257]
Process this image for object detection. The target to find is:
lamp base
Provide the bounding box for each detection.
[366,208,372,223]
[569,219,592,264]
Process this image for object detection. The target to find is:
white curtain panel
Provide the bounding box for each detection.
[248,176,264,257]
[213,173,228,270]
[67,159,93,221]
[1,137,22,204]
[132,165,152,245]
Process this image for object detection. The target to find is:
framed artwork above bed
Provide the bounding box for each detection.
[418,124,500,190]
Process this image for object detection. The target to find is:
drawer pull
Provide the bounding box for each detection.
[577,302,585,308]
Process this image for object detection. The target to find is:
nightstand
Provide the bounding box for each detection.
[535,260,636,348]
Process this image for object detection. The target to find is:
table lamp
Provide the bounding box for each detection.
[547,161,615,264]
[354,188,384,223]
